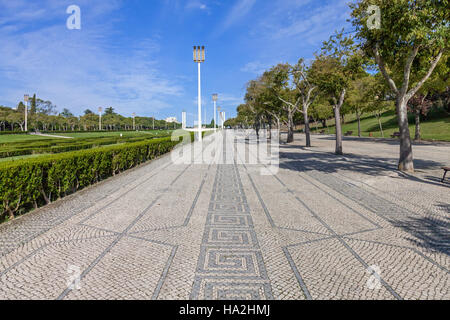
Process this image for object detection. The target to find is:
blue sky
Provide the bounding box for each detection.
[0,0,351,125]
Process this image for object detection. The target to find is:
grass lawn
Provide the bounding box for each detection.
[310,110,450,142]
[0,153,49,163]
[0,130,177,161]
[0,134,56,143]
[0,130,169,143]
[57,130,173,139]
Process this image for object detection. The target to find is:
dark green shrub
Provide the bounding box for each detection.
[0,133,172,158]
[0,136,180,221]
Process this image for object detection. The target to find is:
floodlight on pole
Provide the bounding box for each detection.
[98,107,103,131]
[193,45,205,142]
[24,94,29,132]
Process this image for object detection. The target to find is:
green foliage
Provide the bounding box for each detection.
[311,109,450,141]
[350,0,449,67]
[350,0,449,97]
[0,136,181,221]
[0,132,172,158]
[310,31,365,105]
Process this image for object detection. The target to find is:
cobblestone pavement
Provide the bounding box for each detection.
[0,132,448,300]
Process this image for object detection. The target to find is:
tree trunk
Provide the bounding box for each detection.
[311,116,318,132]
[397,97,414,172]
[268,117,272,140]
[255,122,260,140]
[287,111,294,143]
[414,111,421,141]
[303,105,311,147]
[334,106,343,155]
[276,118,281,143]
[376,113,384,138]
[356,111,361,137]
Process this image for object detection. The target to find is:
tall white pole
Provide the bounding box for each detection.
[98,107,102,131]
[214,100,217,132]
[198,62,202,142]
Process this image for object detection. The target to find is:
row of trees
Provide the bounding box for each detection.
[0,100,181,132]
[226,0,449,172]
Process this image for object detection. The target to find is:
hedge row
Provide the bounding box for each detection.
[0,136,183,221]
[0,131,28,135]
[0,134,171,158]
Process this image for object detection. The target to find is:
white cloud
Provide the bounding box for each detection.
[0,1,183,116]
[214,0,257,36]
[185,0,208,11]
[241,61,274,75]
[260,0,351,45]
[216,93,244,108]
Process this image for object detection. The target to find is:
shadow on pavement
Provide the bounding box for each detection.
[388,213,450,257]
[279,145,449,187]
[279,145,450,256]
[309,134,450,146]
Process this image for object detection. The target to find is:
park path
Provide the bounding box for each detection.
[0,132,448,300]
[29,132,74,139]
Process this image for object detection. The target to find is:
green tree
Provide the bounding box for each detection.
[350,0,449,171]
[7,111,24,131]
[60,108,74,118]
[292,58,318,147]
[264,63,302,143]
[104,107,116,115]
[30,94,37,114]
[310,32,365,154]
[310,96,334,132]
[346,76,371,137]
[36,99,57,115]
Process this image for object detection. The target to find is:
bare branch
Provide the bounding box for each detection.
[407,50,443,100]
[278,96,295,108]
[373,43,399,95]
[335,89,346,109]
[401,45,421,96]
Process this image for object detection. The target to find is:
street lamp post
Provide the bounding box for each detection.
[212,94,218,132]
[132,113,136,131]
[217,106,221,129]
[98,107,103,131]
[24,94,29,132]
[182,111,187,130]
[193,46,205,142]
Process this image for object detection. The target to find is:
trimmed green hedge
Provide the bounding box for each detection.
[0,131,28,135]
[0,134,171,158]
[0,136,182,221]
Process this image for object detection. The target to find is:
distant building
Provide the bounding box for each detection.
[165,117,179,123]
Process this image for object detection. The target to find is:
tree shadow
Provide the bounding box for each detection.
[279,145,450,256]
[279,145,449,189]
[314,135,450,146]
[387,212,450,257]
